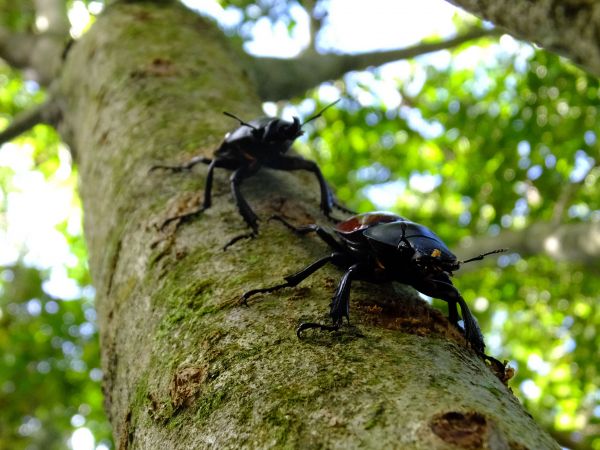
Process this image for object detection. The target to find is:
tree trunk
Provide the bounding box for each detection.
[56,2,559,448]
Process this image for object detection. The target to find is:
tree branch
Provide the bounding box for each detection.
[445,0,600,77]
[0,0,69,84]
[0,27,37,69]
[299,0,323,54]
[29,0,70,84]
[34,0,70,34]
[457,221,600,267]
[548,429,587,450]
[551,164,599,226]
[249,27,501,101]
[0,100,60,145]
[551,183,580,226]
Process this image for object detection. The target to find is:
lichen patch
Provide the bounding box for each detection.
[170,364,208,410]
[430,411,488,449]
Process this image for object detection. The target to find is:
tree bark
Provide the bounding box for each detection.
[445,0,600,77]
[53,1,559,448]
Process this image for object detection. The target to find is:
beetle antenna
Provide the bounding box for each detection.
[223,111,258,130]
[462,248,507,264]
[301,99,341,127]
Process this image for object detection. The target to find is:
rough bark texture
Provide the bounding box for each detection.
[55,2,559,448]
[446,0,600,77]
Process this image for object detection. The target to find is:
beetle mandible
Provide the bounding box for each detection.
[151,100,350,245]
[243,212,505,355]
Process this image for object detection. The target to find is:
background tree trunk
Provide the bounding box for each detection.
[446,0,600,77]
[55,2,559,448]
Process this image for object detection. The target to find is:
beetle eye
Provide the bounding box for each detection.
[288,124,302,137]
[278,125,290,136]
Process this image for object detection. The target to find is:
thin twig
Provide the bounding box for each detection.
[0,100,59,145]
[252,27,502,101]
[551,162,599,225]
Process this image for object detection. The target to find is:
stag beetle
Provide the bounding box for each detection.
[243,212,505,355]
[151,100,350,244]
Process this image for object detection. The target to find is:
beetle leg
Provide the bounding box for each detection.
[332,200,356,215]
[447,301,460,327]
[297,262,365,336]
[329,263,363,326]
[413,277,485,354]
[230,165,261,233]
[269,215,344,252]
[296,322,339,336]
[149,155,212,172]
[266,156,335,218]
[158,158,219,230]
[242,252,343,305]
[222,232,256,251]
[222,166,261,249]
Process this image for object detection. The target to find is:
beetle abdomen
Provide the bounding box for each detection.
[335,212,404,235]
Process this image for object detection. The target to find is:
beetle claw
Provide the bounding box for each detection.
[149,164,189,173]
[296,322,340,337]
[223,231,257,250]
[158,207,207,232]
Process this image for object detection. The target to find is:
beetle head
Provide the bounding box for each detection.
[395,222,459,274]
[413,247,507,274]
[410,249,460,275]
[284,117,304,139]
[265,100,341,148]
[264,117,304,145]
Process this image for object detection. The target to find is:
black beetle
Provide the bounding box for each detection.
[243,212,505,355]
[151,100,349,244]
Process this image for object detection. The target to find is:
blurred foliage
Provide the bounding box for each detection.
[0,57,111,447]
[0,263,112,450]
[301,48,600,239]
[223,0,301,27]
[0,0,35,31]
[1,1,600,449]
[0,65,45,122]
[295,41,600,449]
